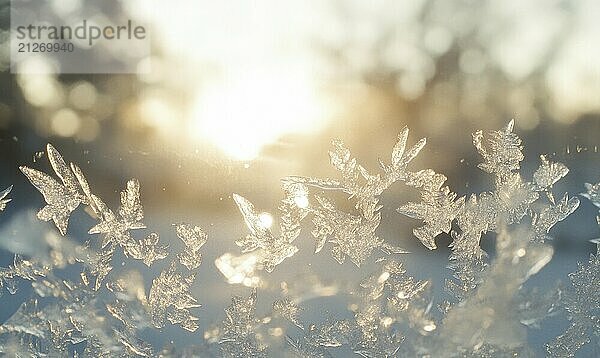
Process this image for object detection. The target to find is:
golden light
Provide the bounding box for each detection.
[189,68,330,161]
[215,252,261,287]
[423,322,437,332]
[51,108,81,137]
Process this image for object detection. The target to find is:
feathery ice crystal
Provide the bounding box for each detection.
[0,121,598,357]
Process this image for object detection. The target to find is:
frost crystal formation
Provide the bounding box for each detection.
[2,145,206,356]
[1,122,598,357]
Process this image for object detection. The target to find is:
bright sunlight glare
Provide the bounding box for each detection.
[189,68,330,161]
[258,212,274,229]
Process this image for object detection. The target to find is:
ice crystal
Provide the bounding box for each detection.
[582,181,600,226]
[78,243,114,291]
[282,260,430,357]
[8,143,208,356]
[272,297,303,329]
[0,185,12,211]
[175,223,207,271]
[87,179,165,267]
[398,121,578,302]
[219,288,267,357]
[0,255,49,295]
[582,182,600,208]
[285,335,332,358]
[546,185,600,357]
[148,261,200,332]
[398,169,464,250]
[21,144,169,287]
[126,232,169,267]
[20,144,86,235]
[0,278,153,356]
[231,192,304,272]
[3,125,599,357]
[546,248,599,357]
[529,194,580,243]
[437,227,554,355]
[284,127,421,266]
[472,119,524,179]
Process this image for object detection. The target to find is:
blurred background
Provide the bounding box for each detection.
[1,0,600,355]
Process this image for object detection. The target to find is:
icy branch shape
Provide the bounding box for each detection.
[174,223,208,270]
[273,297,303,329]
[546,247,599,357]
[21,144,169,289]
[20,144,85,235]
[0,185,12,212]
[398,121,579,302]
[284,127,422,266]
[219,288,267,357]
[148,261,201,332]
[3,124,599,357]
[225,180,310,274]
[545,183,600,357]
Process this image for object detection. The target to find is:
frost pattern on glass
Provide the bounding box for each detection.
[284,127,422,266]
[545,185,600,357]
[175,223,207,271]
[21,144,169,289]
[219,288,267,357]
[272,297,303,329]
[399,120,579,303]
[2,124,599,357]
[229,190,306,273]
[148,260,200,332]
[2,144,210,355]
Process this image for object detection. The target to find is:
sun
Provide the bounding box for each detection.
[189,67,330,161]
